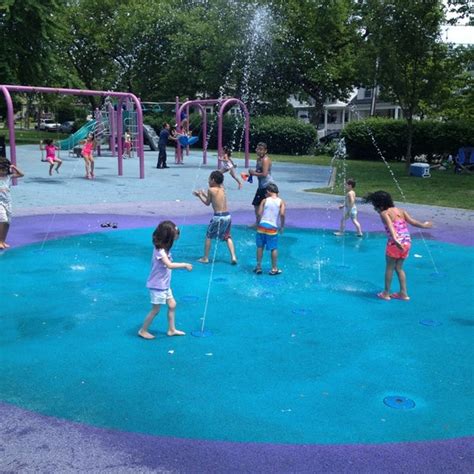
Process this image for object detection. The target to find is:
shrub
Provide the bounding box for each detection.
[343,118,474,161]
[182,114,317,155]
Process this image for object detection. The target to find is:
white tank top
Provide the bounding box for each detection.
[260,196,281,228]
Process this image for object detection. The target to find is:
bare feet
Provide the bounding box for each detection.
[2,242,10,248]
[390,292,410,301]
[138,329,155,339]
[167,329,186,336]
[198,257,209,264]
[333,231,344,236]
[231,259,238,265]
[238,183,242,189]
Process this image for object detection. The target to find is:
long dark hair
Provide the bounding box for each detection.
[364,191,394,211]
[152,220,179,251]
[0,156,12,175]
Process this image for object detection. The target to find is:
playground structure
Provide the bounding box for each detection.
[0,85,145,183]
[175,97,250,168]
[0,85,251,183]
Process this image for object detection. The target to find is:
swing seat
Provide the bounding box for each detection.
[178,135,198,147]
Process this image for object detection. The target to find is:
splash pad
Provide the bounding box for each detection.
[1,223,472,445]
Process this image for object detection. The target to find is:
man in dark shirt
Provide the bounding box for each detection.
[157,123,175,168]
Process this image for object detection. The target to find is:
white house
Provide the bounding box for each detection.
[289,90,403,138]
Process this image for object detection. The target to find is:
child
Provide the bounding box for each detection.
[81,133,96,179]
[40,139,62,176]
[0,157,24,249]
[254,183,285,275]
[218,146,242,189]
[124,129,132,158]
[248,142,274,225]
[365,191,432,301]
[334,178,363,237]
[138,221,193,339]
[193,170,238,265]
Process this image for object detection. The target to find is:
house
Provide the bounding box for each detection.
[289,90,403,138]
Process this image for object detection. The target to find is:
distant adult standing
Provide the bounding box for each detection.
[248,142,274,225]
[157,123,176,169]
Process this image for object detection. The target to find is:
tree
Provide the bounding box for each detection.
[0,0,64,86]
[360,0,455,171]
[267,0,360,113]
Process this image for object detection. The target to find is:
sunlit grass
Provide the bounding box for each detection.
[234,151,473,209]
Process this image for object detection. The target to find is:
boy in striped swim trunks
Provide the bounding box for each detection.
[193,170,238,265]
[254,183,286,275]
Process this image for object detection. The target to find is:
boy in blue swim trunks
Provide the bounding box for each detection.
[334,178,363,237]
[254,183,285,275]
[193,170,238,265]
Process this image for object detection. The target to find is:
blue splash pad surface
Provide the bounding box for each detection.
[1,226,472,444]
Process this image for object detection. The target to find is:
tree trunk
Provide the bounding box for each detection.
[405,115,413,175]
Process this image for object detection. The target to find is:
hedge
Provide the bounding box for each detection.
[342,118,474,161]
[145,113,317,155]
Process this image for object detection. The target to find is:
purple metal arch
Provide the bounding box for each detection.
[0,85,145,182]
[175,100,207,165]
[176,98,250,168]
[218,98,250,167]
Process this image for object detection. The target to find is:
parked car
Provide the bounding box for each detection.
[59,121,75,133]
[319,131,341,145]
[35,119,61,132]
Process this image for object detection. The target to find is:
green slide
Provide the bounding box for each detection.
[58,120,96,151]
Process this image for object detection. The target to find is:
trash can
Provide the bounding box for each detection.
[410,163,430,178]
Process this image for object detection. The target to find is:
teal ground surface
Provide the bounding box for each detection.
[1,226,473,444]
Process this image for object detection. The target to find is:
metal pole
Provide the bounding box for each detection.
[0,87,17,184]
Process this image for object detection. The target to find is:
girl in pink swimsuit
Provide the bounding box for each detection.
[81,133,96,179]
[40,139,62,176]
[365,191,432,301]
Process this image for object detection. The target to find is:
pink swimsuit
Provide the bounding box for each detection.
[82,141,94,157]
[384,209,411,259]
[45,144,56,160]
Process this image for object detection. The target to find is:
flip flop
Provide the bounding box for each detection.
[377,292,391,300]
[100,222,111,228]
[269,269,282,276]
[253,267,262,274]
[390,293,410,301]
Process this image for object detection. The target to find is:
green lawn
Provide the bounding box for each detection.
[0,128,68,144]
[234,152,473,210]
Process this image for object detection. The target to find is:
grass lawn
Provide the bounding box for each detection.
[0,128,68,144]
[234,152,473,210]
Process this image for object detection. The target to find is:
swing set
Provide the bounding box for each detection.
[174,97,250,168]
[0,85,251,185]
[0,85,145,185]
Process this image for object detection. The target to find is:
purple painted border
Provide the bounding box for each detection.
[1,402,472,473]
[3,211,473,472]
[8,209,474,248]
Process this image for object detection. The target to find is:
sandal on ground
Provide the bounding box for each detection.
[390,293,410,301]
[377,292,391,300]
[253,267,262,274]
[269,269,282,276]
[100,222,111,228]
